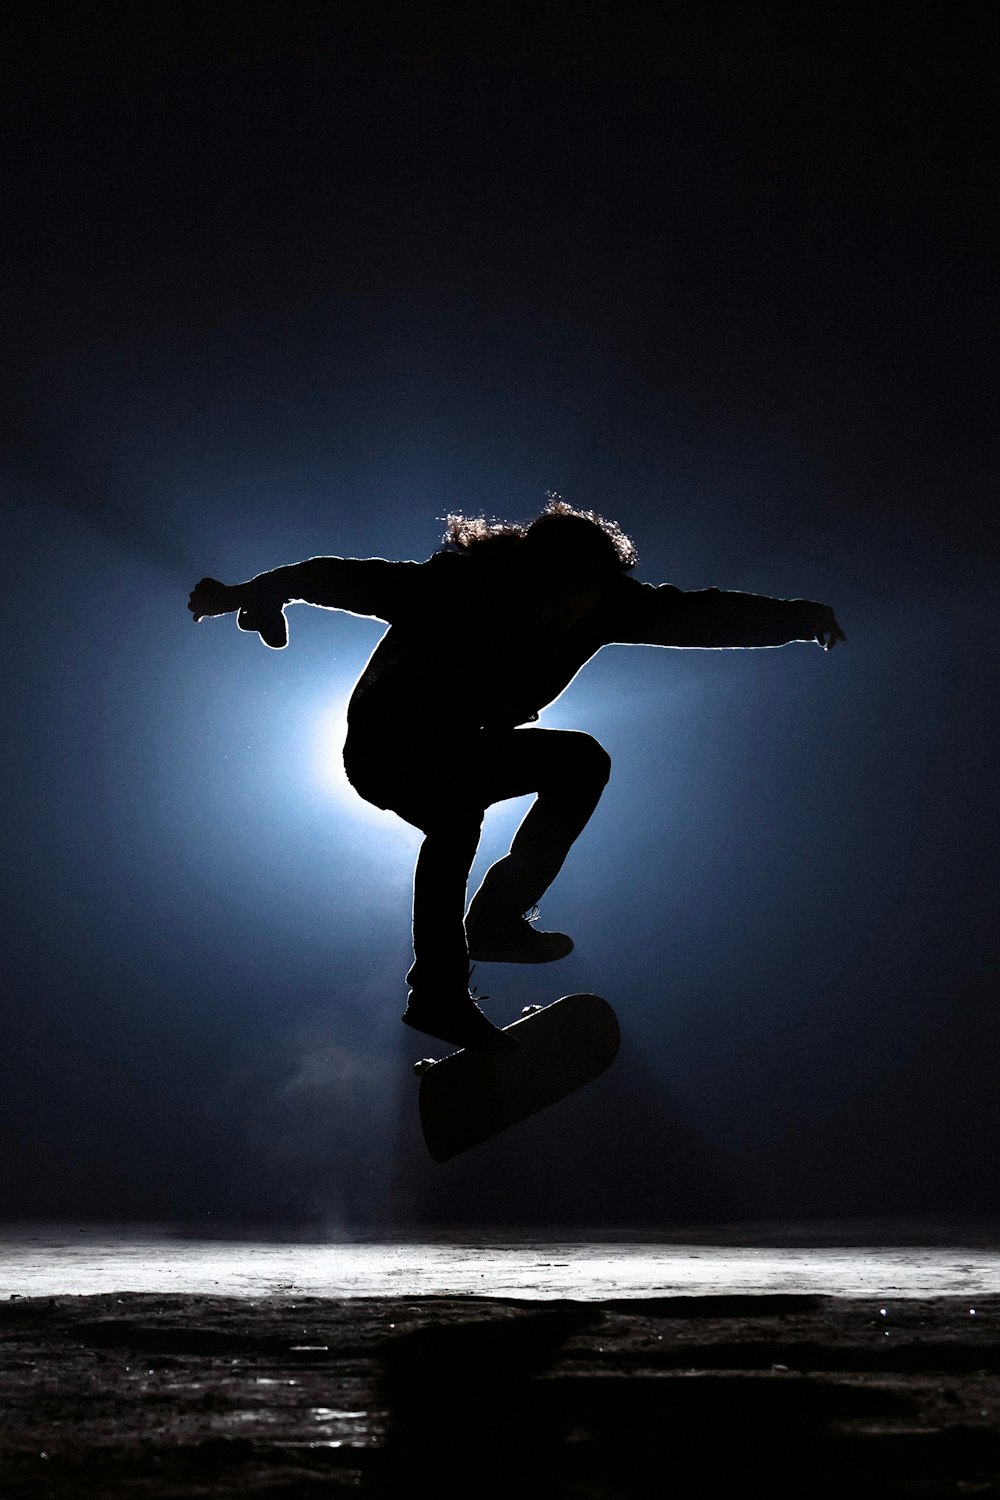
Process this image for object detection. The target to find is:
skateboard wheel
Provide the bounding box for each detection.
[413,1058,437,1076]
[520,1004,543,1016]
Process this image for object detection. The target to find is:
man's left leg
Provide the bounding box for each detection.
[465,728,611,962]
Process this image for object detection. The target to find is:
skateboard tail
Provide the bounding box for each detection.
[418,993,620,1163]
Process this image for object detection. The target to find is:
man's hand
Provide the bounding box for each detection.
[188,577,244,622]
[188,576,288,648]
[236,602,288,650]
[807,603,846,651]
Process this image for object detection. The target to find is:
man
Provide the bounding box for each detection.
[189,498,845,1050]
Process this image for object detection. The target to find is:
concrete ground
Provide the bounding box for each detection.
[2,1222,999,1496]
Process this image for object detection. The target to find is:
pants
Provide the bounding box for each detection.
[344,726,611,994]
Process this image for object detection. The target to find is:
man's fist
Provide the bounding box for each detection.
[188,577,241,622]
[189,577,287,647]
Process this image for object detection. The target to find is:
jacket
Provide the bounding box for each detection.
[246,550,821,738]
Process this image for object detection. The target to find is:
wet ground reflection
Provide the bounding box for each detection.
[2,1219,1000,1299]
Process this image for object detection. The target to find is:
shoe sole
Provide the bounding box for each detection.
[467,937,574,964]
[401,1009,519,1053]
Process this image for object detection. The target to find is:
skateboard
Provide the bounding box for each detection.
[414,992,620,1163]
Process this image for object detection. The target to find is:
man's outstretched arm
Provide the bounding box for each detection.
[613,579,846,651]
[188,556,420,649]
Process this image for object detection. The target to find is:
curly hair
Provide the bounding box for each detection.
[442,494,638,575]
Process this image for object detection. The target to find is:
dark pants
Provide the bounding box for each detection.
[345,726,611,995]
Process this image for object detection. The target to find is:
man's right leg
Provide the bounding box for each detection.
[406,814,481,998]
[402,811,515,1050]
[343,733,513,1051]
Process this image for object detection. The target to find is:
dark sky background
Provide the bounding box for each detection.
[3,8,998,1229]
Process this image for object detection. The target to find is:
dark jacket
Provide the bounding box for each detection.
[248,551,820,740]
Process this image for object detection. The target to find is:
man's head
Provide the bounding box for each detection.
[523,502,636,592]
[443,496,637,598]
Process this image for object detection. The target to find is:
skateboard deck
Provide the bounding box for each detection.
[415,992,619,1163]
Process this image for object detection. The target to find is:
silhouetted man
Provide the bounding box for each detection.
[189,499,845,1049]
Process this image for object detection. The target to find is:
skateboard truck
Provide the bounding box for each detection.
[413,1005,545,1072]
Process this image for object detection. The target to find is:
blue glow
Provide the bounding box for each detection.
[5,18,995,1224]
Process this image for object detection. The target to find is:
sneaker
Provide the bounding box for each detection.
[402,992,518,1052]
[465,907,574,964]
